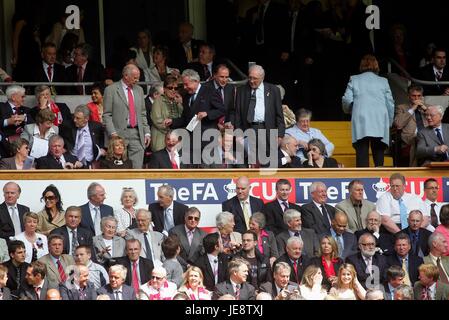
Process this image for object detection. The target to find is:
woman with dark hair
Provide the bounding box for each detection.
[148,45,180,84]
[435,204,449,256]
[130,29,154,71]
[303,138,339,168]
[0,138,31,170]
[342,54,395,167]
[87,82,105,124]
[99,136,133,169]
[36,184,65,236]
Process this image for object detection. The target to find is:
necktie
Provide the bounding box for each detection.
[336,234,344,257]
[401,258,411,286]
[247,89,257,123]
[13,107,19,115]
[189,94,195,107]
[56,259,67,282]
[187,230,194,245]
[32,247,38,262]
[321,205,331,229]
[293,260,299,282]
[242,201,250,228]
[114,290,121,300]
[430,203,439,228]
[34,287,41,300]
[132,261,140,294]
[79,288,86,300]
[282,201,289,212]
[143,232,153,261]
[421,287,431,300]
[71,229,78,256]
[435,128,445,144]
[218,86,224,102]
[294,231,300,237]
[203,64,211,80]
[76,129,86,164]
[398,198,408,229]
[127,87,137,128]
[94,207,102,235]
[164,208,174,232]
[213,259,218,282]
[170,152,179,169]
[55,157,61,165]
[415,109,424,131]
[437,257,449,284]
[436,70,443,81]
[186,45,193,63]
[353,203,363,230]
[77,66,84,94]
[47,65,53,81]
[9,206,21,235]
[235,284,241,300]
[365,257,372,274]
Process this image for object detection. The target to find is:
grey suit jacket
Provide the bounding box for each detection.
[169,225,206,264]
[276,228,319,258]
[213,280,256,300]
[259,280,299,299]
[0,287,12,300]
[103,81,150,146]
[97,284,136,300]
[125,228,165,262]
[0,238,9,263]
[38,254,75,288]
[19,279,54,300]
[0,157,18,170]
[416,123,449,164]
[414,280,449,300]
[335,199,376,233]
[92,235,126,265]
[424,255,449,276]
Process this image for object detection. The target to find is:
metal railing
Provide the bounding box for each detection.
[388,58,449,87]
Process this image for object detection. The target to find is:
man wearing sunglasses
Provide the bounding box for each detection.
[169,207,207,269]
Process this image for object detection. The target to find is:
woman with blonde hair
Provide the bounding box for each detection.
[328,263,366,300]
[299,265,327,300]
[99,136,133,169]
[178,266,211,300]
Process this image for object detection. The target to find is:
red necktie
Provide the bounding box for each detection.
[235,284,240,300]
[170,152,178,169]
[34,287,41,300]
[132,261,140,294]
[77,66,84,94]
[56,259,67,282]
[127,87,137,128]
[293,260,299,282]
[47,65,53,81]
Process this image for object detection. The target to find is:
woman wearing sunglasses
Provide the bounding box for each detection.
[36,184,65,236]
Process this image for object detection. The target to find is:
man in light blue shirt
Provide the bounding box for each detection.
[285,108,334,162]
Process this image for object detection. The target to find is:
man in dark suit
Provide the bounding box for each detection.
[148,130,183,169]
[387,232,424,286]
[418,48,449,95]
[30,42,67,95]
[222,176,264,234]
[113,239,153,294]
[169,207,207,267]
[234,64,285,168]
[325,211,358,260]
[276,208,318,258]
[193,233,228,292]
[3,240,29,297]
[186,43,217,82]
[35,135,82,169]
[346,233,388,288]
[355,210,394,256]
[273,236,309,284]
[0,85,33,157]
[79,182,114,236]
[263,179,300,236]
[259,261,299,299]
[416,105,449,165]
[170,22,204,71]
[212,257,256,300]
[0,182,29,242]
[400,210,432,258]
[66,43,105,95]
[384,265,406,300]
[172,69,225,167]
[60,104,105,168]
[50,206,94,257]
[19,261,55,300]
[148,184,188,234]
[278,135,303,168]
[59,265,97,300]
[301,181,335,235]
[97,264,136,300]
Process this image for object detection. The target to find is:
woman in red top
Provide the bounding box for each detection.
[87,82,105,124]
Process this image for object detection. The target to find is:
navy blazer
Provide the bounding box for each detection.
[263,200,301,236]
[400,227,432,257]
[35,152,79,169]
[148,200,188,233]
[346,252,388,288]
[97,284,136,300]
[113,256,154,287]
[193,253,229,292]
[79,203,114,235]
[355,228,395,256]
[274,253,310,284]
[222,196,264,234]
[301,202,336,235]
[213,280,256,300]
[59,281,97,300]
[50,225,94,255]
[386,253,424,285]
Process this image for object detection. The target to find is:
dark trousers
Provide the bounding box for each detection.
[353,137,386,167]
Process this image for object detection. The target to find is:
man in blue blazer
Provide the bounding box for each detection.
[79,182,114,236]
[222,176,264,234]
[323,211,358,260]
[97,264,136,300]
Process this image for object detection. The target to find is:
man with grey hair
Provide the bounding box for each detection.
[171,69,225,167]
[424,232,449,283]
[35,135,83,169]
[148,184,188,235]
[213,257,256,300]
[0,85,32,157]
[234,64,285,167]
[301,181,335,235]
[79,182,114,236]
[275,208,318,258]
[393,284,414,300]
[126,209,165,264]
[278,135,303,168]
[61,104,105,168]
[259,261,298,299]
[346,232,388,288]
[355,210,394,255]
[103,64,151,169]
[97,264,136,300]
[416,104,449,164]
[273,236,309,284]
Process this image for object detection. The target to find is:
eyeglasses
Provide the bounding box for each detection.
[44,196,56,201]
[187,216,200,221]
[166,86,177,90]
[122,187,134,191]
[360,243,376,247]
[152,275,163,280]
